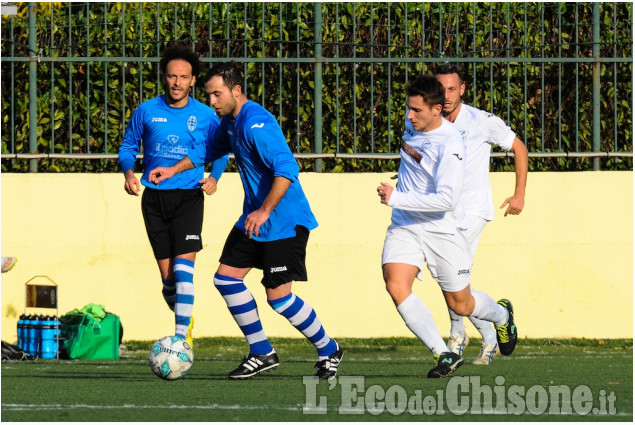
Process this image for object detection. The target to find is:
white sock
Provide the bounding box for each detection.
[397,293,447,355]
[468,316,498,344]
[470,290,507,327]
[449,299,497,344]
[466,287,498,344]
[448,308,465,337]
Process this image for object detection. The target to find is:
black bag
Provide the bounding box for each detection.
[1,340,37,361]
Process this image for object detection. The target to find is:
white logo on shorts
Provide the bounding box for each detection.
[185,235,200,241]
[270,266,287,273]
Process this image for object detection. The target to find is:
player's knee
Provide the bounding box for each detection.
[385,279,411,301]
[384,279,399,295]
[448,300,471,317]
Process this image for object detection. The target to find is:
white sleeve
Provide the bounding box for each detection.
[388,146,465,212]
[483,113,516,151]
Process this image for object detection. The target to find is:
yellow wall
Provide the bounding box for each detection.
[1,172,632,342]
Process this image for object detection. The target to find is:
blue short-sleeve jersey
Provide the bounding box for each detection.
[118,95,228,189]
[212,101,318,241]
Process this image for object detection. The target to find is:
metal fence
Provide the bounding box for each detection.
[1,2,632,172]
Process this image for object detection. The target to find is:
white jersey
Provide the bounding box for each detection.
[388,118,466,234]
[452,103,516,223]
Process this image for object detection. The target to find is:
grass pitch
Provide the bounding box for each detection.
[1,338,632,422]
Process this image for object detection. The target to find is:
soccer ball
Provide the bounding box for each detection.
[148,336,194,381]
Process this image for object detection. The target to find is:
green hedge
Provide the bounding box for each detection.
[1,2,632,172]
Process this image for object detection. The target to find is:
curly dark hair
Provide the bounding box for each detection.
[159,43,200,78]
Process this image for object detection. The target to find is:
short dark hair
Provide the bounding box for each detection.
[202,61,243,89]
[404,76,445,108]
[159,44,200,78]
[433,62,465,84]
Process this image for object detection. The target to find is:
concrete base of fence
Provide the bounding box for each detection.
[1,172,632,341]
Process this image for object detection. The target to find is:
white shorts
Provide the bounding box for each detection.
[458,215,488,260]
[381,224,472,292]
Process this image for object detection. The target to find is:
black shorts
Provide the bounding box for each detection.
[141,188,204,260]
[219,225,310,289]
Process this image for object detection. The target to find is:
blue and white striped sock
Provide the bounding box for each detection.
[268,293,337,359]
[174,259,195,339]
[162,278,176,311]
[213,273,273,355]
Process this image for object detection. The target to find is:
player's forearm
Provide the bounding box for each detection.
[511,138,528,197]
[388,189,457,212]
[172,156,196,175]
[260,176,292,213]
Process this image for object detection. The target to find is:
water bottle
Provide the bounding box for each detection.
[40,316,57,359]
[53,315,61,358]
[17,314,26,350]
[28,315,42,356]
[24,315,33,355]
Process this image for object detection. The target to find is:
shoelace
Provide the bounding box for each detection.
[497,326,510,343]
[314,360,329,372]
[431,354,440,365]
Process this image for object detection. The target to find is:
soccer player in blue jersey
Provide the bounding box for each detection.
[118,44,229,348]
[149,61,343,380]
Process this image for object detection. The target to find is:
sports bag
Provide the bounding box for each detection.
[59,305,123,360]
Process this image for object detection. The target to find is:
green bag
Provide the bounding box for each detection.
[60,310,122,360]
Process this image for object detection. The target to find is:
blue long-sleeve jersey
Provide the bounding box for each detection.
[118,95,228,189]
[197,101,318,241]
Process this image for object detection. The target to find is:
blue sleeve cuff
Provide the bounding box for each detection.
[209,154,230,181]
[119,159,136,173]
[273,169,298,183]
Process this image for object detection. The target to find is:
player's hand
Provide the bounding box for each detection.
[124,171,140,196]
[244,209,270,239]
[377,182,394,205]
[148,167,175,185]
[199,176,218,195]
[500,195,525,217]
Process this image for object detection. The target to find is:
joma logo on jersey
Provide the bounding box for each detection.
[270,266,288,273]
[152,117,167,123]
[458,269,470,275]
[185,235,200,241]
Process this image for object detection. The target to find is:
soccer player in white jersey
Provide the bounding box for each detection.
[377,76,517,378]
[434,63,528,365]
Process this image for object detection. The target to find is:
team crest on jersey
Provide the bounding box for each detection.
[167,135,179,144]
[187,116,197,131]
[420,140,432,150]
